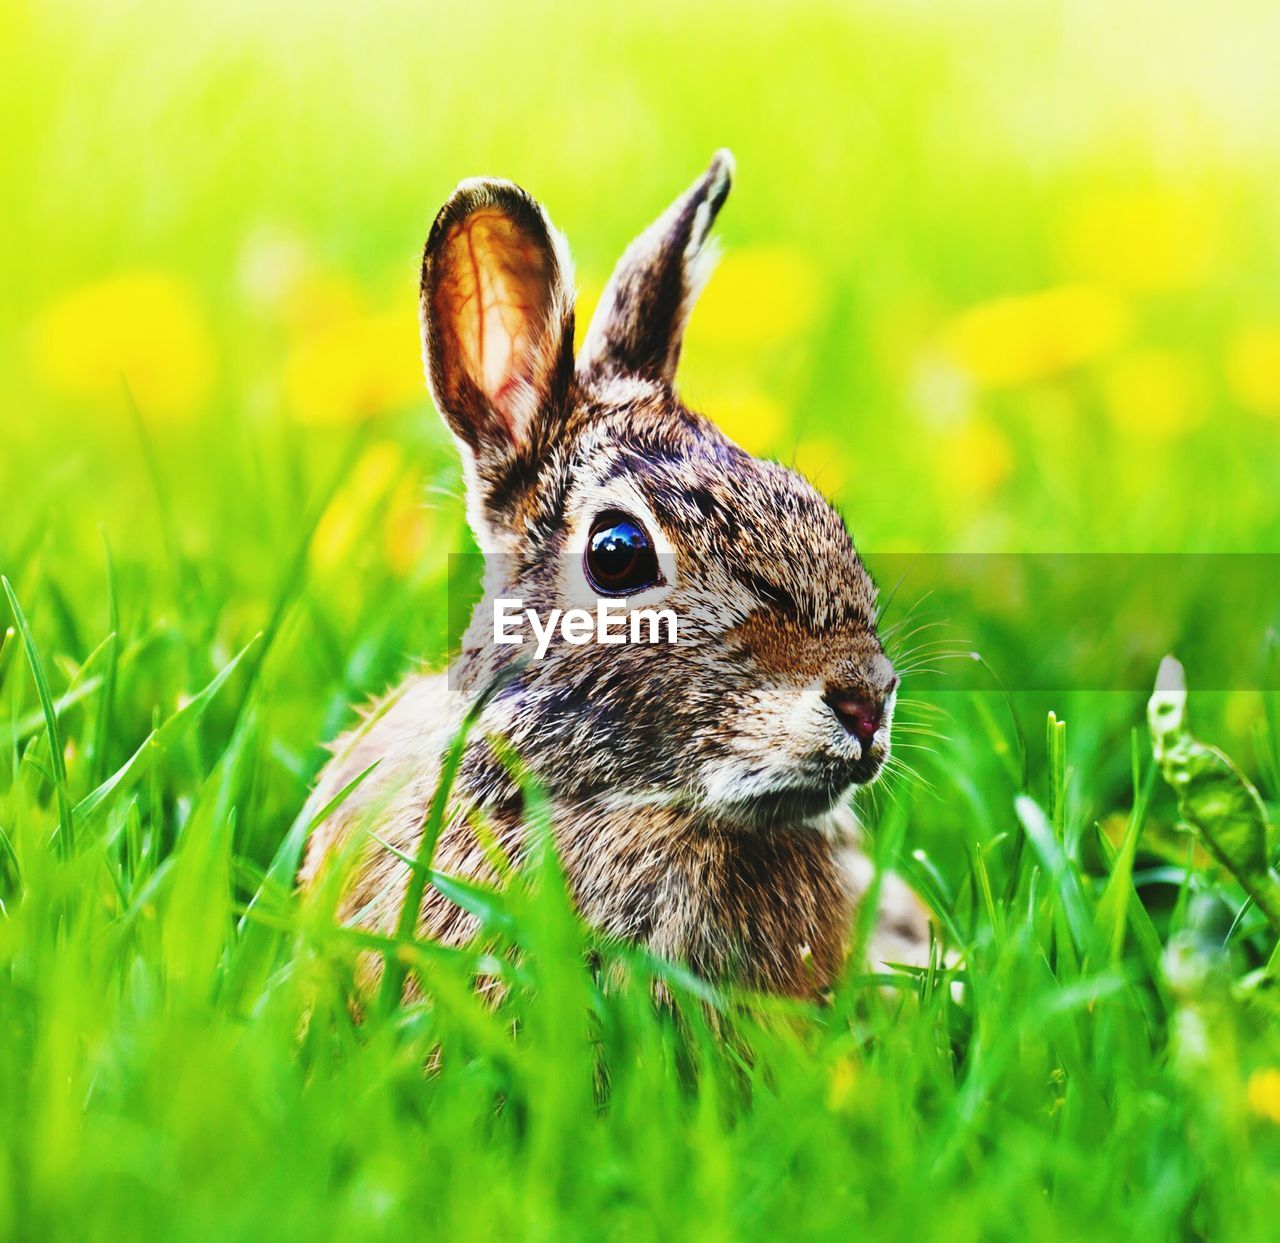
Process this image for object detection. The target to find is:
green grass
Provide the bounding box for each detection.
[5,0,1280,1238]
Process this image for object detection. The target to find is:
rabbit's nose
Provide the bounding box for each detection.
[824,689,885,744]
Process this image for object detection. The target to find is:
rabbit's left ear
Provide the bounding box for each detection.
[578,150,733,386]
[421,180,575,482]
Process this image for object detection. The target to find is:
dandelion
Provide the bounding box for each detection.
[575,247,820,354]
[692,246,822,347]
[571,275,604,354]
[941,285,1129,388]
[1103,349,1206,440]
[933,420,1013,497]
[1246,1068,1280,1122]
[1098,814,1129,850]
[790,438,852,499]
[702,389,787,454]
[30,272,216,417]
[1225,325,1280,417]
[310,442,407,574]
[826,1055,858,1112]
[283,307,423,426]
[1061,189,1218,292]
[385,477,434,576]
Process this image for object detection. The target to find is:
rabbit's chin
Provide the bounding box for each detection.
[718,785,848,830]
[711,768,882,830]
[693,742,888,830]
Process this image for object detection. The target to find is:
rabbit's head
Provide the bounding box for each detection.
[422,152,896,827]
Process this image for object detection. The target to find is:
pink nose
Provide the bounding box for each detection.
[825,691,883,744]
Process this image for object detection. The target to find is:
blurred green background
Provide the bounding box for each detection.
[7,0,1280,854]
[5,3,1280,1239]
[7,0,1280,551]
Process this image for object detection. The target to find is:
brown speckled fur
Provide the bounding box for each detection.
[299,152,932,997]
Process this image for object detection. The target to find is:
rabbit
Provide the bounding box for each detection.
[299,151,933,998]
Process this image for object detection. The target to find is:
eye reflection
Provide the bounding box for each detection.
[585,511,660,595]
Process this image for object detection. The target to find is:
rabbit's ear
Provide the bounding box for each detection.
[578,150,733,386]
[421,180,575,480]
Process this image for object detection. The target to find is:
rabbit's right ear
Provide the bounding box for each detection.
[421,180,575,494]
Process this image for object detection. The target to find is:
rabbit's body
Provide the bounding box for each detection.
[302,674,926,996]
[301,153,932,996]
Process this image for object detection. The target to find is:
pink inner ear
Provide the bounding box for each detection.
[436,209,552,429]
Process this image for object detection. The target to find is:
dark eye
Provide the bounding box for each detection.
[585,511,660,595]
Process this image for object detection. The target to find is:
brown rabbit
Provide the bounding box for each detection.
[299,151,932,996]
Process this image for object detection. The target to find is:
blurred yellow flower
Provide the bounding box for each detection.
[283,307,423,425]
[1062,190,1218,292]
[573,248,820,353]
[942,285,1130,388]
[31,273,215,417]
[826,1055,858,1112]
[704,389,787,454]
[692,246,823,347]
[933,420,1014,497]
[1247,1069,1280,1123]
[1103,349,1207,440]
[1099,814,1128,849]
[571,275,604,354]
[385,476,433,575]
[1225,325,1280,417]
[790,438,852,499]
[311,442,406,574]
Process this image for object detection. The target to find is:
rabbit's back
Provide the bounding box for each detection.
[299,672,465,937]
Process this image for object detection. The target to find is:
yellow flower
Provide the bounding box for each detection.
[826,1055,859,1112]
[1103,349,1206,440]
[571,275,604,354]
[384,477,434,575]
[1225,325,1280,417]
[942,285,1130,388]
[31,273,215,417]
[789,438,852,500]
[283,307,423,425]
[1061,190,1218,292]
[702,389,787,455]
[311,442,407,574]
[1098,814,1129,849]
[933,420,1014,497]
[574,248,820,353]
[692,247,823,348]
[1247,1068,1280,1122]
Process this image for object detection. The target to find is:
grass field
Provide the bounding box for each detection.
[5,1,1280,1238]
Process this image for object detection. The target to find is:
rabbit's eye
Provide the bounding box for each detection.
[585,511,660,595]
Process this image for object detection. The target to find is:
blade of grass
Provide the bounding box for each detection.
[74,636,258,827]
[1095,730,1157,963]
[91,528,120,787]
[377,662,523,1013]
[3,575,75,857]
[1015,793,1091,952]
[223,758,383,1004]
